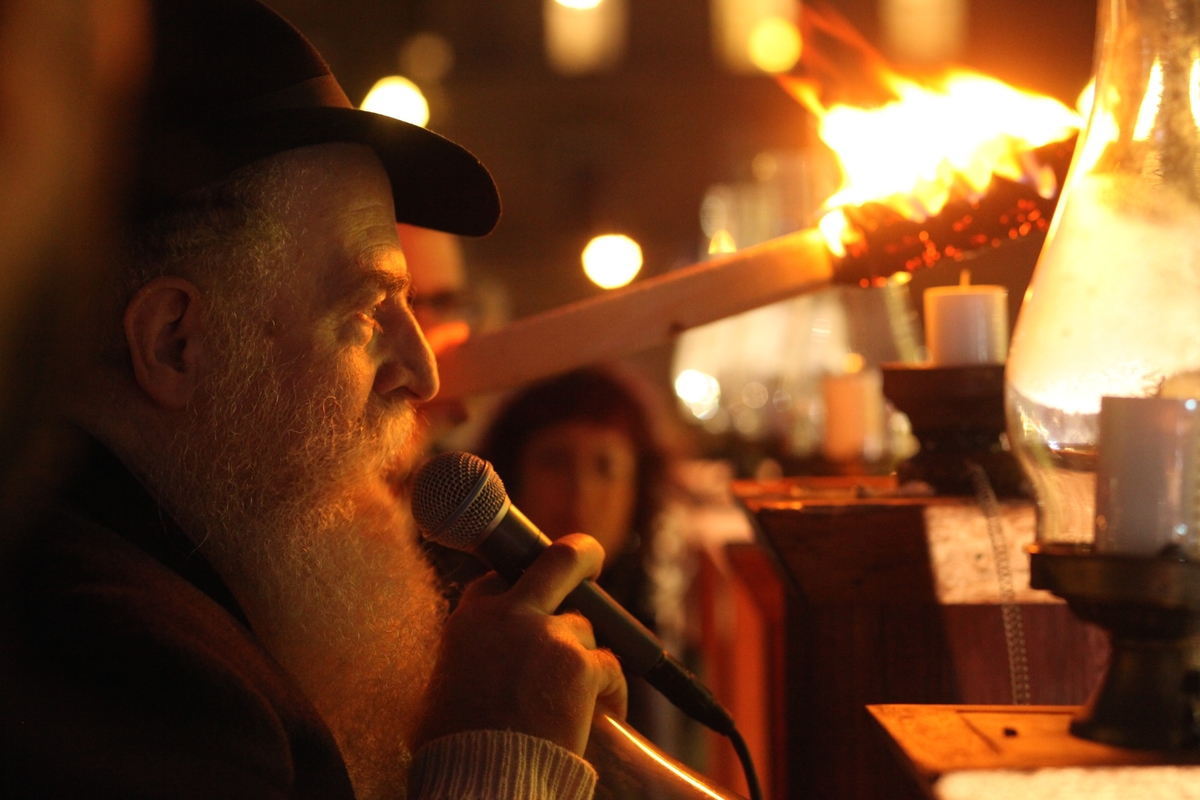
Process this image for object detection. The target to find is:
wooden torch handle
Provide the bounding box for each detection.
[435,228,833,399]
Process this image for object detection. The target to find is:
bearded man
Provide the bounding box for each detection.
[2,1,624,798]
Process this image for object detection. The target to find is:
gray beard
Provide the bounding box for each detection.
[141,314,445,800]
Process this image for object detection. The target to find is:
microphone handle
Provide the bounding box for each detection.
[476,506,736,735]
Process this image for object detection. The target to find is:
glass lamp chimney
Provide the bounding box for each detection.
[1007,0,1200,545]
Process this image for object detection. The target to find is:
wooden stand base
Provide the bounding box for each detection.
[870,704,1200,799]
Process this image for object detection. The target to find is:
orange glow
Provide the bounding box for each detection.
[1077,79,1095,118]
[817,208,855,258]
[1133,59,1164,141]
[604,716,730,800]
[1191,59,1200,126]
[1073,78,1116,175]
[780,50,1082,255]
[708,229,737,254]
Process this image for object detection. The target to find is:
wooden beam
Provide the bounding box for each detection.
[436,228,833,398]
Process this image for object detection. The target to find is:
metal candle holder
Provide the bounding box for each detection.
[1030,544,1200,749]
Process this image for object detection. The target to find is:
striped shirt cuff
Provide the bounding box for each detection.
[409,730,597,800]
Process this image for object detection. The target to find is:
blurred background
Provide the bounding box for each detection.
[263,0,1097,474]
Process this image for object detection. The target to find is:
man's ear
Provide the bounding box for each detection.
[124,277,205,411]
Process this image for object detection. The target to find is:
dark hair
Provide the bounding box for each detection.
[478,366,672,545]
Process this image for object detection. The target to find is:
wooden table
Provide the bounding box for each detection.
[869,704,1200,799]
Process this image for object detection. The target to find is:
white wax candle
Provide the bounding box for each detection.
[923,271,1008,365]
[822,358,884,462]
[1094,396,1200,557]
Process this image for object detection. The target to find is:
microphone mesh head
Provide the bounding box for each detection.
[411,451,508,551]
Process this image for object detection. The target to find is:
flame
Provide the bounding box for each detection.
[778,16,1082,257]
[1133,59,1164,141]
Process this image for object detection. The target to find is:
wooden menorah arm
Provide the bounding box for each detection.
[436,228,833,399]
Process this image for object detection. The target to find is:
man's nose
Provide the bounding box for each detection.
[373,304,439,402]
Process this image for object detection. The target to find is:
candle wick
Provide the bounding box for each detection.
[959,269,971,287]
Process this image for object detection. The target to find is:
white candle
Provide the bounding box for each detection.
[923,270,1008,365]
[822,355,884,462]
[1093,396,1200,557]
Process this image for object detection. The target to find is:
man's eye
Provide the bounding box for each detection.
[362,294,388,320]
[356,308,383,331]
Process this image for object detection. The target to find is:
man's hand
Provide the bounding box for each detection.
[417,534,628,755]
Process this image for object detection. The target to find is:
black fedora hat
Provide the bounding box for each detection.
[137,0,500,236]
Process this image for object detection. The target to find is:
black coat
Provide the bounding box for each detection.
[0,438,356,799]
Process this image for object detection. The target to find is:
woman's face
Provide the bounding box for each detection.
[515,421,638,567]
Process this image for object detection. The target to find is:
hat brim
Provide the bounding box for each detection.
[211,107,501,237]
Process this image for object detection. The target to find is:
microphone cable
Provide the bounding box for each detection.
[641,650,762,800]
[728,727,763,800]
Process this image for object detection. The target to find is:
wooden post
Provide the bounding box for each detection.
[435,228,833,398]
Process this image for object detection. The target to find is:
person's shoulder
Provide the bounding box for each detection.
[4,508,352,799]
[19,506,275,698]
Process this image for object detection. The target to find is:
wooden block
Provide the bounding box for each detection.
[868,704,1200,785]
[940,605,1109,706]
[436,228,832,398]
[750,499,941,605]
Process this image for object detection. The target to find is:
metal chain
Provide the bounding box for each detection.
[968,462,1032,705]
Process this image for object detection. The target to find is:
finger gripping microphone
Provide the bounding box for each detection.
[411,451,736,737]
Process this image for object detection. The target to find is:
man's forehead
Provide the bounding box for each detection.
[278,145,409,297]
[337,207,405,270]
[287,144,395,232]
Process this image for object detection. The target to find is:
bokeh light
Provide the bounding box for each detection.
[742,382,769,409]
[748,17,801,74]
[582,234,643,289]
[361,76,430,127]
[880,0,965,64]
[712,0,801,74]
[400,33,455,84]
[545,0,625,75]
[708,229,737,255]
[675,370,722,419]
[751,151,779,182]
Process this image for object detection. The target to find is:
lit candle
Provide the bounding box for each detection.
[923,270,1008,365]
[822,353,884,462]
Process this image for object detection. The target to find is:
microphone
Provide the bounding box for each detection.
[411,450,737,737]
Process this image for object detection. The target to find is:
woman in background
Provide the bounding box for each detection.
[478,366,674,632]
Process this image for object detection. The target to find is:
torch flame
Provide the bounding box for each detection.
[779,24,1083,257]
